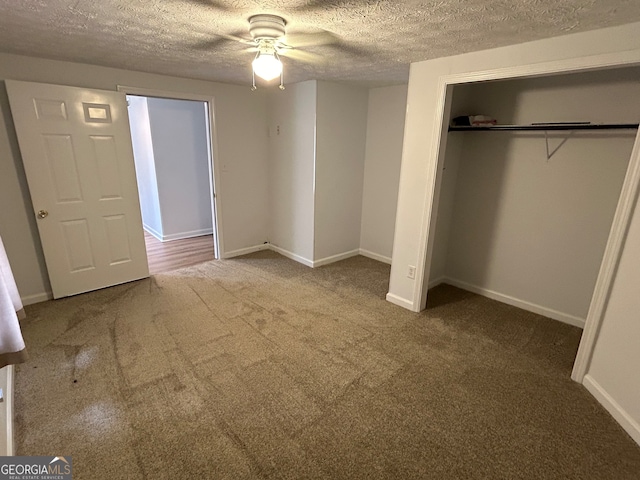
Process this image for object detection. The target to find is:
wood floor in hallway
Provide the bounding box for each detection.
[144,231,215,275]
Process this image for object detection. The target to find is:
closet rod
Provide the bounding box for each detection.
[448,123,639,132]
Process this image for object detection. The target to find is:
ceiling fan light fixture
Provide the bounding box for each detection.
[252,51,282,81]
[247,16,288,90]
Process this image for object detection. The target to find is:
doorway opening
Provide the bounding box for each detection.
[124,91,220,274]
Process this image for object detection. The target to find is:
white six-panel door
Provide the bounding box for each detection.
[6,80,149,298]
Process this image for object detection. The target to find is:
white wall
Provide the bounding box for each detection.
[585,184,640,445]
[0,52,269,302]
[267,81,317,263]
[428,133,461,282]
[267,81,376,266]
[314,81,368,263]
[434,70,638,322]
[360,85,407,263]
[147,97,212,241]
[426,84,472,283]
[128,96,163,237]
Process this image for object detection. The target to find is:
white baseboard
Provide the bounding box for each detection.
[358,249,392,265]
[159,228,214,242]
[21,291,53,306]
[385,292,417,311]
[428,276,446,289]
[223,244,270,259]
[443,277,585,328]
[313,249,360,267]
[228,244,364,269]
[144,226,214,243]
[583,374,640,447]
[268,245,314,268]
[143,225,163,241]
[0,365,15,456]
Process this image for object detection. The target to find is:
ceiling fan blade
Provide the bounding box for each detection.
[294,0,356,13]
[279,48,325,65]
[218,31,255,45]
[282,31,338,47]
[192,38,232,50]
[326,41,370,58]
[193,31,254,50]
[184,0,232,11]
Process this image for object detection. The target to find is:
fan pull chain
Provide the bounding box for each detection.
[251,69,257,91]
[279,57,285,90]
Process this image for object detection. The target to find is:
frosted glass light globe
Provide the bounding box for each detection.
[252,54,283,81]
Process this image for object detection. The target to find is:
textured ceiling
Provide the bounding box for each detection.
[0,0,639,88]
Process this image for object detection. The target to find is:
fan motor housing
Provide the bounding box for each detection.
[249,14,286,40]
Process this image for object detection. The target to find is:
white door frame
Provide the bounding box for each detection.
[116,85,224,259]
[415,51,640,384]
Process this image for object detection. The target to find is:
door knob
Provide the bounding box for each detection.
[37,210,48,219]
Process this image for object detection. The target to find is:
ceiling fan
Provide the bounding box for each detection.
[195,13,341,90]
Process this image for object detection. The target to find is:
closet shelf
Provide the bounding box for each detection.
[448,123,639,132]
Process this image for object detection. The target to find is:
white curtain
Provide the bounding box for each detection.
[0,235,27,368]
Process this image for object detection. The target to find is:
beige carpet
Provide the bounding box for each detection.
[15,251,640,479]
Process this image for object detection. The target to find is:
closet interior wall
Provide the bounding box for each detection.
[429,67,640,326]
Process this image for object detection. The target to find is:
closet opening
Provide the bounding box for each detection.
[423,66,640,375]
